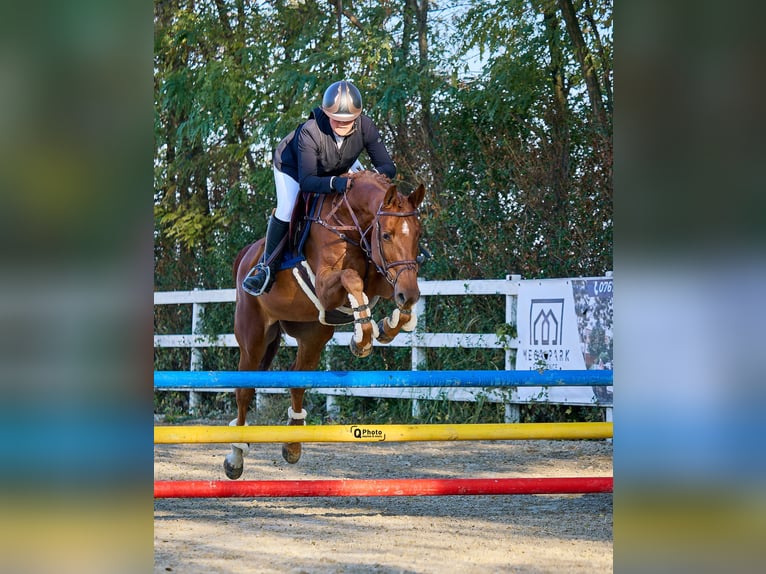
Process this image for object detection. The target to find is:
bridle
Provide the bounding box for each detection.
[365,204,420,287]
[307,190,420,288]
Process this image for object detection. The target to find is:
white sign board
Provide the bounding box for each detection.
[516,277,613,405]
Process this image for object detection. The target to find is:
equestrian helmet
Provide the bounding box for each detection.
[321,81,363,121]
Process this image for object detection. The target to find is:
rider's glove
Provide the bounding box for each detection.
[330,176,351,193]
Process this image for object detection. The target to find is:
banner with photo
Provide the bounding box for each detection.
[515,277,613,405]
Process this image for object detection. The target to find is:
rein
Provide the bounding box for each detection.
[307,188,419,288]
[308,194,362,247]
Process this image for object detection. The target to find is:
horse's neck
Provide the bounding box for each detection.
[329,189,381,231]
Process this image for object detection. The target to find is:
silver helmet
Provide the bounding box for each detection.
[321,81,362,121]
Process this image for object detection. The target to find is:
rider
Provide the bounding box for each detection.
[242,80,397,296]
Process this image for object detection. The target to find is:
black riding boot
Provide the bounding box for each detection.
[242,217,290,296]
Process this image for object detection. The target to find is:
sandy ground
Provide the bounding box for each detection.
[154,423,612,574]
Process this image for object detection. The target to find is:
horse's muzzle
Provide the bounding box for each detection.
[394,284,420,309]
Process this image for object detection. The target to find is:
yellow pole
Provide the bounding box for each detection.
[154,422,612,444]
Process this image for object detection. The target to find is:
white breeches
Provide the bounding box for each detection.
[273,167,300,222]
[273,160,364,222]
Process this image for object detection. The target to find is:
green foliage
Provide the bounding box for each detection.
[327,393,506,425]
[154,0,612,289]
[520,403,605,423]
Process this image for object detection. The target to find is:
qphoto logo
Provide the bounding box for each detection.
[350,426,386,441]
[529,298,565,345]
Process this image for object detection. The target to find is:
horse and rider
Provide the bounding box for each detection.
[242,80,398,297]
[226,81,426,478]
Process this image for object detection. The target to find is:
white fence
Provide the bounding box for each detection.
[154,275,612,422]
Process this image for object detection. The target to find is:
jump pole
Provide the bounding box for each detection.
[154,369,613,389]
[154,422,613,444]
[154,476,613,498]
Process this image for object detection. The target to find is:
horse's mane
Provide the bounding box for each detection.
[348,170,392,189]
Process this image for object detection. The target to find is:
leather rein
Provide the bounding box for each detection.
[307,191,419,288]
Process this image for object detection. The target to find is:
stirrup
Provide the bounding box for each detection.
[242,263,272,297]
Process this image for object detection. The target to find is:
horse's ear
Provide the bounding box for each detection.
[409,183,425,209]
[383,185,398,209]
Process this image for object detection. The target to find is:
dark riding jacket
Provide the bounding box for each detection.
[273,107,396,194]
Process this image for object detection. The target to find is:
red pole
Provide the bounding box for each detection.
[154,477,612,498]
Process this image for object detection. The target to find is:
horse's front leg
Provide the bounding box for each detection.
[339,270,380,358]
[317,268,379,358]
[376,306,418,344]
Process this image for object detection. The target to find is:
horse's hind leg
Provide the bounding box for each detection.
[279,321,334,464]
[224,316,281,480]
[282,388,306,464]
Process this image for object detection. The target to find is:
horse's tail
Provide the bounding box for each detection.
[258,322,282,371]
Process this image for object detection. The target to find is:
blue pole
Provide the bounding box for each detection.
[153,370,613,389]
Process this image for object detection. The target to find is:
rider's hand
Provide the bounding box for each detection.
[331,176,351,193]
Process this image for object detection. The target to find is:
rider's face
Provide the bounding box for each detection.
[330,118,355,137]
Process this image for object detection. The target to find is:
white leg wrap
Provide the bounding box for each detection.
[385,308,417,332]
[386,309,401,330]
[229,418,250,455]
[348,293,375,344]
[401,310,417,331]
[288,407,307,421]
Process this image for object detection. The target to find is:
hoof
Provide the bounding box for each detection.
[282,443,302,464]
[349,337,372,358]
[224,457,244,480]
[224,449,244,480]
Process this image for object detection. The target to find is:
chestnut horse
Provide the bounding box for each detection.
[225,171,425,479]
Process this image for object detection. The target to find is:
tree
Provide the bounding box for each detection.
[153,0,613,290]
[423,0,612,278]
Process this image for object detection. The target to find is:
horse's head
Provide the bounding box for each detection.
[346,172,425,309]
[374,182,424,309]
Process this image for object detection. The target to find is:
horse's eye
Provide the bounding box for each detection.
[381,232,392,242]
